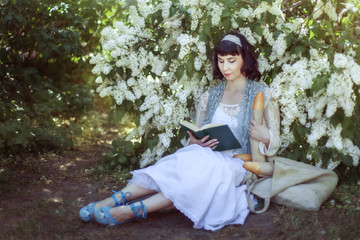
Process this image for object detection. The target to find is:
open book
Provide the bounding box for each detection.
[179,120,242,151]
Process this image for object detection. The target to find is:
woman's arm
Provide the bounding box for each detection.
[249,88,281,157]
[194,91,208,128]
[187,131,219,149]
[187,91,218,149]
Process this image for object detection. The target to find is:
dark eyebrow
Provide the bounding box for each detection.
[218,56,237,60]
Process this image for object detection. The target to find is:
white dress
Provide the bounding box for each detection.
[129,103,254,231]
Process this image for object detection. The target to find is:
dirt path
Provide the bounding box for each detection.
[1,120,359,239]
[0,140,285,240]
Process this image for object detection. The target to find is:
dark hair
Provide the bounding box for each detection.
[213,31,261,81]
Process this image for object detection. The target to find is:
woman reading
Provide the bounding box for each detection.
[79,31,281,231]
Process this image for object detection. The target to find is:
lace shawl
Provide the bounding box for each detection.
[194,80,281,156]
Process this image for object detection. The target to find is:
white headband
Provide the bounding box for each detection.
[221,34,242,47]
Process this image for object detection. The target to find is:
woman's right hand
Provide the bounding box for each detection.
[187,131,219,150]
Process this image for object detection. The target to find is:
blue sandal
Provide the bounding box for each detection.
[79,190,131,222]
[79,202,97,222]
[94,200,147,226]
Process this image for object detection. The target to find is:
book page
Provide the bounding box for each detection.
[179,120,201,132]
[201,123,224,130]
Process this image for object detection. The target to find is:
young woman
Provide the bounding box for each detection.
[79,31,281,231]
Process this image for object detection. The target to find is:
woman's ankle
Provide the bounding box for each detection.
[94,197,114,209]
[110,206,135,223]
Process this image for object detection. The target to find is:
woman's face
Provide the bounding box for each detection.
[217,54,244,81]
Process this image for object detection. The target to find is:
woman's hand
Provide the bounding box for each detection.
[249,119,270,147]
[187,131,219,150]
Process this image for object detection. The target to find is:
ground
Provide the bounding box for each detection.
[1,112,359,240]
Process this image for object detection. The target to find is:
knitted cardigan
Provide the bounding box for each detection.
[204,80,268,154]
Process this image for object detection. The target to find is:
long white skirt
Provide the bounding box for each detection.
[129,144,253,231]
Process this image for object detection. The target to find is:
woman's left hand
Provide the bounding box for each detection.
[249,119,270,147]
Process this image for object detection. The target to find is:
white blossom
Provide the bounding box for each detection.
[253,1,271,19]
[102,64,113,75]
[159,133,171,148]
[187,7,202,31]
[151,57,167,76]
[172,19,182,29]
[239,7,252,19]
[95,76,103,84]
[157,0,172,19]
[324,1,338,22]
[262,26,275,46]
[138,1,154,18]
[307,119,329,147]
[258,54,272,73]
[208,3,223,26]
[197,41,206,54]
[325,124,343,150]
[140,149,153,168]
[349,61,360,85]
[334,53,348,68]
[343,139,360,167]
[270,34,287,61]
[194,57,202,71]
[326,159,341,170]
[269,1,283,17]
[238,27,258,45]
[129,6,145,28]
[325,100,338,118]
[313,0,325,20]
[283,18,303,33]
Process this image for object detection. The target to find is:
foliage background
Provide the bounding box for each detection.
[90,0,360,182]
[0,0,126,159]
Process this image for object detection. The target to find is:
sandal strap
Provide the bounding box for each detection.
[130,201,147,220]
[111,190,131,206]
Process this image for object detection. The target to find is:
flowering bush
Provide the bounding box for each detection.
[91,0,360,178]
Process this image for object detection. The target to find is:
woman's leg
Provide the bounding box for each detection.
[94,183,157,209]
[105,192,173,223]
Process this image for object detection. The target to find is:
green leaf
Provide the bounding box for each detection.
[254,25,263,38]
[224,0,236,8]
[130,157,137,164]
[114,107,126,123]
[199,32,209,42]
[108,150,118,158]
[330,108,345,127]
[118,155,127,164]
[134,115,140,127]
[311,75,328,93]
[175,66,185,80]
[125,141,133,153]
[186,57,193,74]
[170,6,177,17]
[294,45,306,55]
[308,19,314,27]
[112,139,122,148]
[309,30,315,40]
[186,53,196,76]
[203,18,211,37]
[222,9,231,18]
[223,17,231,32]
[265,14,276,24]
[148,139,155,151]
[324,20,333,34]
[342,155,353,167]
[108,108,115,125]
